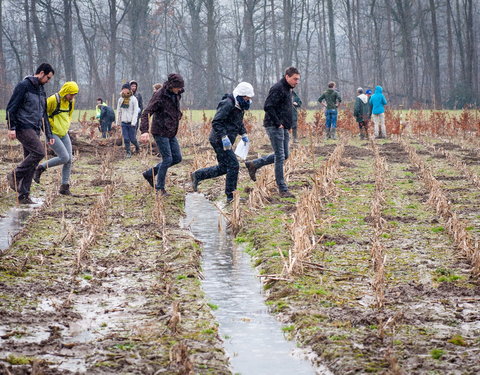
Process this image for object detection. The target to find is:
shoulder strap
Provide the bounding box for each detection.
[49,93,72,118]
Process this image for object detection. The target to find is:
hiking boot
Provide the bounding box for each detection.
[156,189,170,197]
[33,165,46,184]
[18,195,34,205]
[7,172,18,191]
[191,172,199,192]
[226,196,234,204]
[245,161,257,182]
[142,171,154,188]
[279,190,295,199]
[59,184,72,195]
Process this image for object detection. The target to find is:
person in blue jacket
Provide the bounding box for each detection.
[369,85,388,138]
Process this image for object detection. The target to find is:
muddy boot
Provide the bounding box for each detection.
[325,127,331,140]
[18,194,34,205]
[59,184,72,196]
[360,128,366,140]
[331,128,337,140]
[33,165,46,184]
[245,161,257,182]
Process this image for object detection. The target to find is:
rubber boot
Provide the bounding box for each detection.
[325,127,331,140]
[331,128,337,140]
[59,184,72,196]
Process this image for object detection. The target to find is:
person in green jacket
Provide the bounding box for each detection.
[318,81,342,139]
[292,91,302,143]
[353,87,371,140]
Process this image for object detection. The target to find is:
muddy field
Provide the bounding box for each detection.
[1,119,480,374]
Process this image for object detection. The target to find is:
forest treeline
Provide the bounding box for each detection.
[0,0,478,109]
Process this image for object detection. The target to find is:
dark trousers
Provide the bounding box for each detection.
[251,127,290,192]
[14,128,46,197]
[121,122,139,153]
[194,140,240,199]
[143,136,182,190]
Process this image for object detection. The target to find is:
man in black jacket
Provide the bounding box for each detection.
[191,82,254,203]
[245,67,300,198]
[6,63,55,204]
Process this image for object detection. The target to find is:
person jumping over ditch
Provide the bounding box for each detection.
[139,74,185,196]
[244,67,300,199]
[33,81,79,196]
[191,82,254,204]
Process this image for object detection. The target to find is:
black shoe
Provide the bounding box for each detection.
[142,171,154,188]
[59,184,72,195]
[279,190,295,198]
[18,195,34,205]
[191,172,199,192]
[33,165,46,184]
[245,161,257,182]
[7,172,18,191]
[156,189,170,197]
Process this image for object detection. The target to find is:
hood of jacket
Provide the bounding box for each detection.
[357,93,369,104]
[374,85,383,94]
[58,81,79,97]
[232,82,254,109]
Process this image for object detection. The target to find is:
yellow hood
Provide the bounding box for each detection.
[59,81,79,97]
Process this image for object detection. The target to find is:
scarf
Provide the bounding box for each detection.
[121,91,132,108]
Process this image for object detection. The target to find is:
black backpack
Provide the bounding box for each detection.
[103,105,115,122]
[49,93,72,118]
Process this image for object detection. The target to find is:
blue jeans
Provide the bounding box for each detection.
[121,122,139,154]
[325,109,338,129]
[194,140,239,199]
[40,133,72,185]
[251,127,289,192]
[144,136,182,190]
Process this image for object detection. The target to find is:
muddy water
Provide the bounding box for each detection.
[184,193,326,375]
[0,199,43,251]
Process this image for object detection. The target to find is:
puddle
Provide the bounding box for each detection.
[0,199,43,251]
[184,193,329,375]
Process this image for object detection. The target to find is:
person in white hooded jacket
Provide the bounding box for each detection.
[190,82,254,203]
[353,87,372,140]
[117,83,139,157]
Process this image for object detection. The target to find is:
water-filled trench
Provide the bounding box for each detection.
[184,193,328,375]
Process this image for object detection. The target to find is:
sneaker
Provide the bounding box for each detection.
[126,152,132,158]
[279,190,295,198]
[142,171,154,188]
[245,161,257,182]
[191,172,199,192]
[18,195,34,205]
[33,165,46,184]
[59,184,72,195]
[7,172,18,191]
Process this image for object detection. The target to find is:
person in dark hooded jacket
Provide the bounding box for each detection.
[6,63,56,204]
[353,87,371,139]
[139,73,185,196]
[191,82,254,203]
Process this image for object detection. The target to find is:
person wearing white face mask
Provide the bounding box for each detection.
[190,82,254,204]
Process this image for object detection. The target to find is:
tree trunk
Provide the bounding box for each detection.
[205,0,220,106]
[0,0,7,108]
[326,0,338,81]
[429,0,441,108]
[446,0,454,92]
[63,0,76,80]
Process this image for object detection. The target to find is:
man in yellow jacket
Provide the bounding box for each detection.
[33,81,79,195]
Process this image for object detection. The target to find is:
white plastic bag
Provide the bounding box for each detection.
[235,141,250,160]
